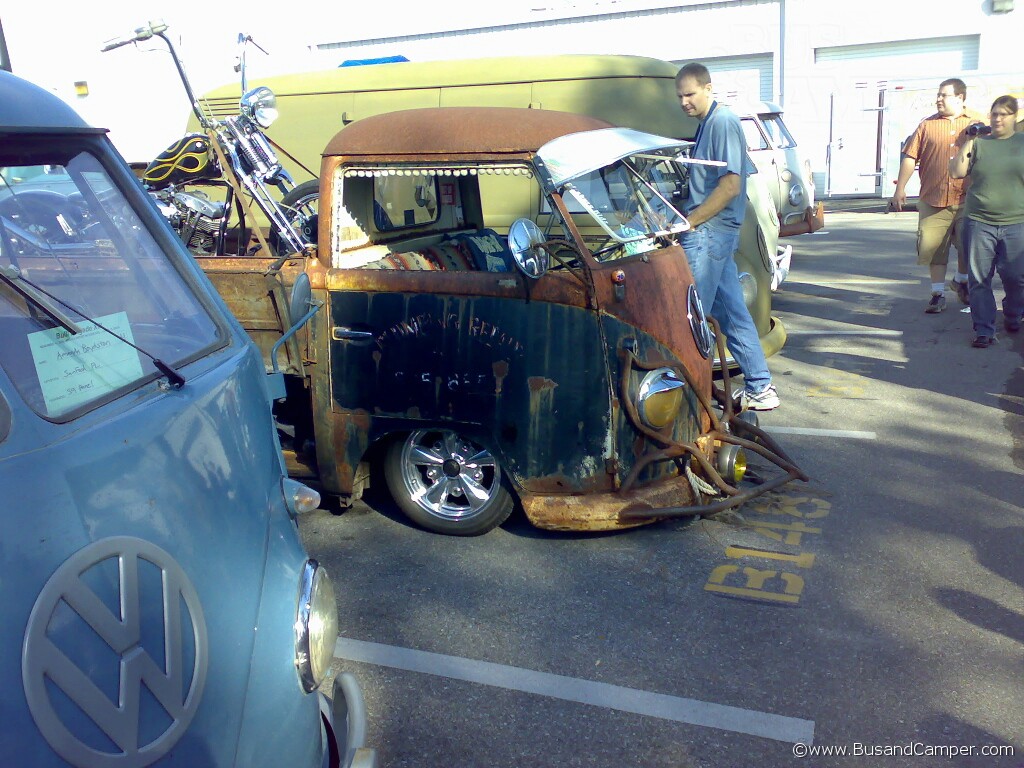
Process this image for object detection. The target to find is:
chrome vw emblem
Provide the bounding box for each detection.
[22,537,208,767]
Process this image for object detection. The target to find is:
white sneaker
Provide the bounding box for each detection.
[742,384,780,411]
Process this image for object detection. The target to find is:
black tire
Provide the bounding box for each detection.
[279,179,319,244]
[383,429,514,536]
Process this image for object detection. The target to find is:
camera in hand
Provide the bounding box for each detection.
[966,122,992,136]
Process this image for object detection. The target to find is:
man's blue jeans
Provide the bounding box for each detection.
[963,218,1024,336]
[680,225,771,393]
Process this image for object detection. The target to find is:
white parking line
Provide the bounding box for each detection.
[791,278,919,285]
[785,329,903,337]
[767,427,877,440]
[334,637,815,744]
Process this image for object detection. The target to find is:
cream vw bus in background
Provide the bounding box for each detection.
[736,100,823,238]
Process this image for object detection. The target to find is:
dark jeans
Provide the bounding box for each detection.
[964,218,1024,336]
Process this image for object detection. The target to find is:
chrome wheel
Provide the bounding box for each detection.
[384,429,513,536]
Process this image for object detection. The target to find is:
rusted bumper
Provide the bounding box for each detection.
[779,202,825,237]
[519,473,701,532]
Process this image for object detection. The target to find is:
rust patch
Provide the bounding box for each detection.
[493,360,509,395]
[527,376,558,393]
[520,471,610,495]
[323,107,614,158]
[519,472,698,531]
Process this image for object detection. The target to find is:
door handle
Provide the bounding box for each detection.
[332,327,374,341]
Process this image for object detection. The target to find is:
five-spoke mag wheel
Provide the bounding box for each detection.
[384,429,513,536]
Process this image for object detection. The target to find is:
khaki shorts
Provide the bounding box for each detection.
[917,202,964,267]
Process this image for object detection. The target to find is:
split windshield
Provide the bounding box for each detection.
[0,138,222,420]
[537,127,692,260]
[759,114,796,149]
[563,156,688,249]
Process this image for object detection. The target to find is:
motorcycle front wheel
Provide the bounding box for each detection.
[280,179,319,246]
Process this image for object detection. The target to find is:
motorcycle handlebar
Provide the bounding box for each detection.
[100,21,169,52]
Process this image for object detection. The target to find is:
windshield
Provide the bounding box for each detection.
[561,156,689,260]
[0,138,222,420]
[759,114,797,149]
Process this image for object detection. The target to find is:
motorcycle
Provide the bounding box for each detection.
[101,22,316,262]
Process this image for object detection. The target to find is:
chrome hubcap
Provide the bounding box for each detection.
[401,430,500,521]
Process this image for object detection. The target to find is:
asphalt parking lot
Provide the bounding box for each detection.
[301,202,1023,768]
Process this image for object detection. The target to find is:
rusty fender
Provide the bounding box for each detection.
[520,472,697,531]
[614,318,807,522]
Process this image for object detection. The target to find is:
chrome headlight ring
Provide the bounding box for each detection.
[687,283,713,359]
[737,271,757,309]
[636,367,687,430]
[295,559,338,693]
[240,86,279,128]
[788,183,805,208]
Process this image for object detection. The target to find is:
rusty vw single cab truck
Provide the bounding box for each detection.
[197,54,798,363]
[199,106,804,536]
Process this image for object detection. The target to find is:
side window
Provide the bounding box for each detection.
[373,175,440,231]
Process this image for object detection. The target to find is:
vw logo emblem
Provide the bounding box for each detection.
[22,537,208,767]
[686,283,714,359]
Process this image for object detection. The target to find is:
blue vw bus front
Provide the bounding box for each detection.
[0,71,373,768]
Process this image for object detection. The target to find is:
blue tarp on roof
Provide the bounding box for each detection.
[339,55,409,67]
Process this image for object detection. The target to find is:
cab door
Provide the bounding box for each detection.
[314,266,617,496]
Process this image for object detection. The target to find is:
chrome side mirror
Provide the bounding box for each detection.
[268,272,320,403]
[508,218,549,279]
[288,272,312,326]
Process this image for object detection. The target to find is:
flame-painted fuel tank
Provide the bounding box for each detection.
[144,132,219,189]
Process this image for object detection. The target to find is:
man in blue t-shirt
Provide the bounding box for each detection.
[676,62,779,411]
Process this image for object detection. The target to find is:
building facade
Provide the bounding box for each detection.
[309,0,1022,197]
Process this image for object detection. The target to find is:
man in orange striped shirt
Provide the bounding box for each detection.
[891,78,981,314]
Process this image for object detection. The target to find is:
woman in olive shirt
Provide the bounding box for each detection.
[949,95,1024,348]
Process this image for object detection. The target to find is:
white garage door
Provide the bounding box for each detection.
[816,35,980,195]
[673,53,774,103]
[815,35,980,78]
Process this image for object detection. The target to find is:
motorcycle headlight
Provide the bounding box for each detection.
[241,86,279,129]
[737,271,757,309]
[687,283,713,359]
[788,184,805,208]
[295,560,338,693]
[636,367,686,430]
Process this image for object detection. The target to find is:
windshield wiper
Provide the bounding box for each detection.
[0,265,186,389]
[0,264,83,334]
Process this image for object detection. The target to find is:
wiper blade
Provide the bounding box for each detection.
[0,264,83,334]
[0,265,186,389]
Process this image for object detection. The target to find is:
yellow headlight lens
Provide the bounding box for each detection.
[717,445,748,483]
[637,368,686,429]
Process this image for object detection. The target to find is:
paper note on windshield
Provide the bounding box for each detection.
[28,311,144,416]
